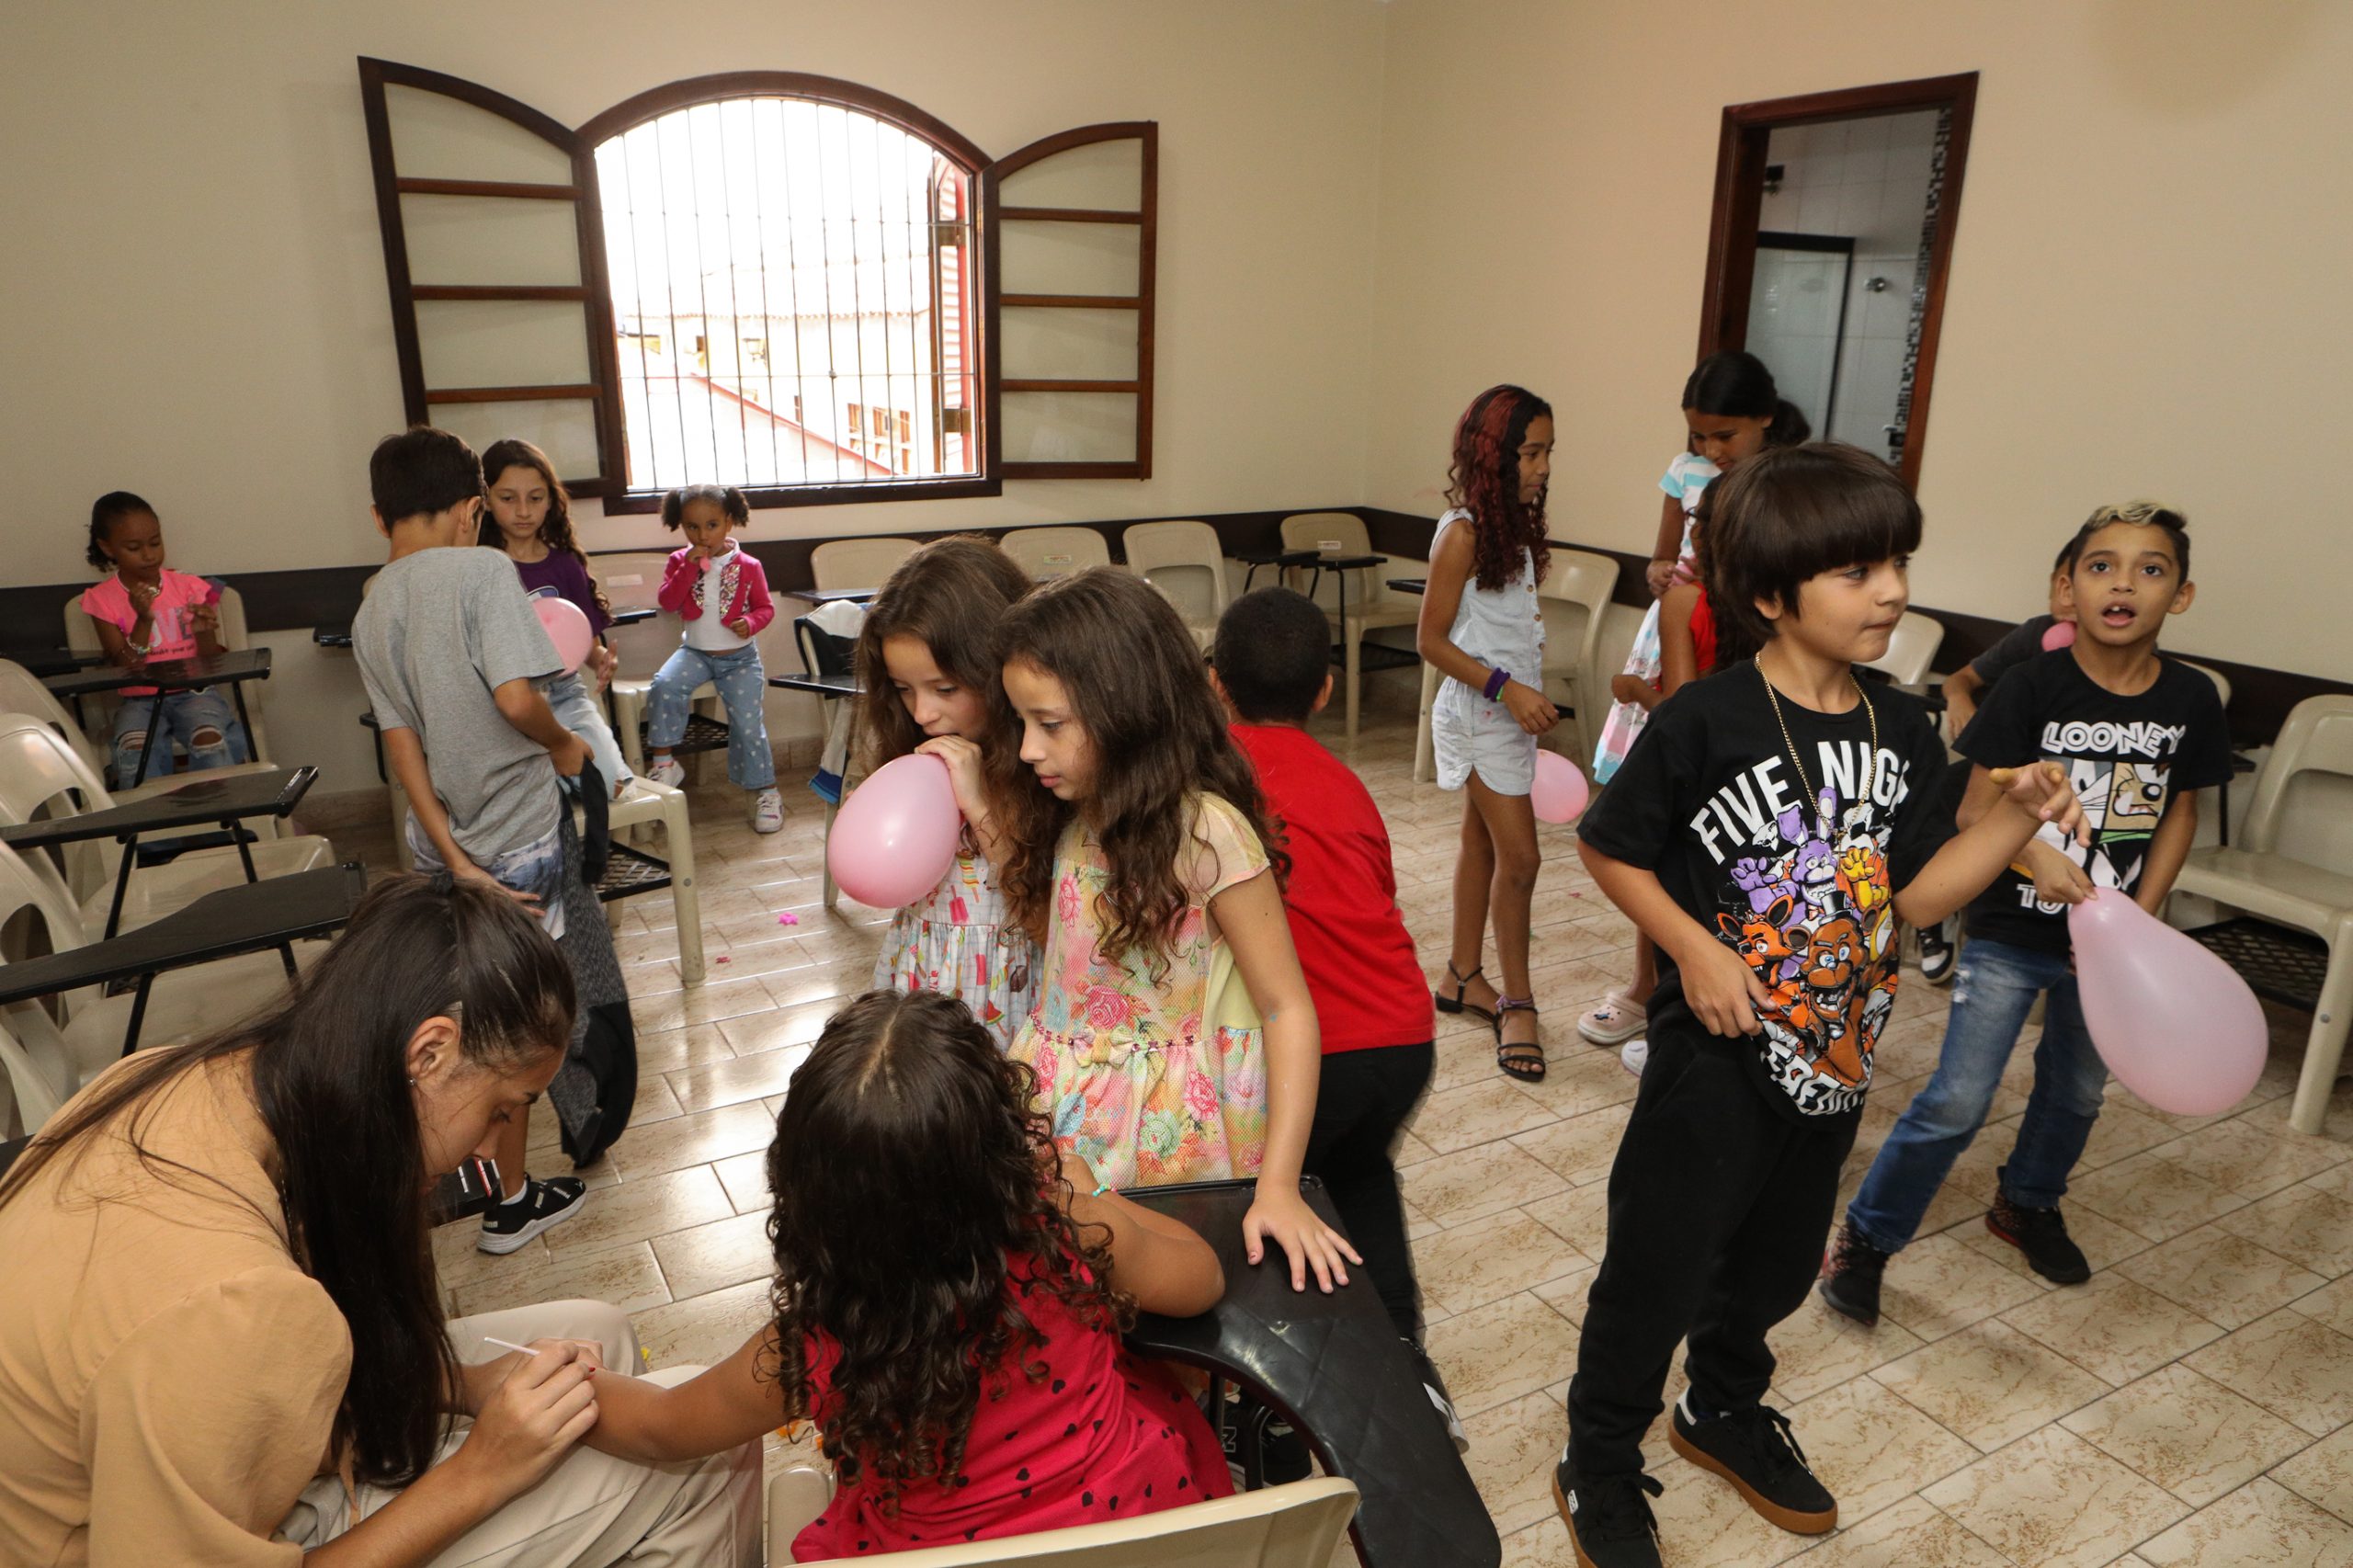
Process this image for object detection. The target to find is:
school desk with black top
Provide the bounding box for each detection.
[1127,1176,1501,1568]
[41,647,276,788]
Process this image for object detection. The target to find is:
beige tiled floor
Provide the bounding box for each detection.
[357,703,2353,1566]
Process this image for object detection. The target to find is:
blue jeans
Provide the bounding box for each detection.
[108,686,247,784]
[545,673,630,795]
[1845,937,2108,1251]
[645,643,774,790]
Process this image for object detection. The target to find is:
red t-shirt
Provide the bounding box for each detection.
[1230,722,1436,1053]
[792,1251,1229,1559]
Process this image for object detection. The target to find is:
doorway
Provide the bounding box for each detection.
[1696,74,1977,489]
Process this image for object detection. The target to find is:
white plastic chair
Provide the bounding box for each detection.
[1001,526,1111,581]
[0,1005,70,1138]
[0,715,332,936]
[1123,522,1229,654]
[65,584,272,776]
[1863,610,1945,688]
[599,776,703,983]
[812,537,920,595]
[0,659,282,813]
[597,551,707,779]
[1413,549,1620,784]
[0,841,316,1092]
[1279,513,1420,740]
[767,1467,1358,1566]
[2173,694,2353,1134]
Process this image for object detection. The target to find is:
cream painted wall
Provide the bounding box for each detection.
[1363,0,2353,682]
[0,0,1385,590]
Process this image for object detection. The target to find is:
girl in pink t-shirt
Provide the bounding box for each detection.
[79,492,248,782]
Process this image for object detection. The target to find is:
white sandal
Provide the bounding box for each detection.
[1577,988,1647,1046]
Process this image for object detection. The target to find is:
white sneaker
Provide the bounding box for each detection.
[645,756,686,788]
[1619,1038,1648,1076]
[752,788,784,834]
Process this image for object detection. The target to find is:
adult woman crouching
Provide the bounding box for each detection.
[0,872,758,1566]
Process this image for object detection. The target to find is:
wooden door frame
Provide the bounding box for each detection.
[1695,72,1978,491]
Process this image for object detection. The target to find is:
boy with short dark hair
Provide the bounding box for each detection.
[1555,444,2090,1568]
[1211,586,1460,1440]
[355,425,594,1252]
[1822,500,2228,1322]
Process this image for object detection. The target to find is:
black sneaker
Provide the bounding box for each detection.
[477,1176,588,1255]
[1986,1186,2091,1284]
[1406,1338,1469,1452]
[1667,1393,1837,1534]
[1818,1223,1892,1327]
[1919,917,1959,986]
[1552,1454,1664,1568]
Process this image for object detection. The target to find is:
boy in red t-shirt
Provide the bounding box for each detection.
[1212,587,1461,1443]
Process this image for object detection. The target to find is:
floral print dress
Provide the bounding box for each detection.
[870,850,1038,1051]
[1009,795,1271,1188]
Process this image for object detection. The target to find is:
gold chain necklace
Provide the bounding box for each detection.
[1754,654,1878,805]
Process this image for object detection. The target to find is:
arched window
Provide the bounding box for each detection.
[358,61,1154,509]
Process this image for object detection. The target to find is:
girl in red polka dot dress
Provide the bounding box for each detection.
[580,989,1233,1558]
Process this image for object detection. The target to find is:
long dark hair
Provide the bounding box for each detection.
[763,990,1127,1512]
[478,437,610,620]
[85,490,156,571]
[1683,350,1811,448]
[1443,384,1552,592]
[0,873,575,1485]
[854,537,1033,775]
[993,567,1284,968]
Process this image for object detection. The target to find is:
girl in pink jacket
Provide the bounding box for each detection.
[644,484,784,832]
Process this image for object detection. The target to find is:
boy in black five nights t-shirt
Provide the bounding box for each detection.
[1552,444,2092,1568]
[1822,502,2229,1327]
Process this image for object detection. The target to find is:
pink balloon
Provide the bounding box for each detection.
[535,597,595,676]
[827,754,962,908]
[1530,749,1590,824]
[2068,892,2267,1116]
[2041,619,2077,651]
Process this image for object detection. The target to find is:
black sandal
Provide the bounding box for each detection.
[1495,996,1546,1083]
[1435,960,1498,1027]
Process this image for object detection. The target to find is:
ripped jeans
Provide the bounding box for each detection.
[108,686,247,785]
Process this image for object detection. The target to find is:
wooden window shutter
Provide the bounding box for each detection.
[986,123,1157,480]
[358,59,622,495]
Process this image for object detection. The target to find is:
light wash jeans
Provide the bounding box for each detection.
[645,643,775,790]
[108,686,247,783]
[544,672,630,795]
[1845,937,2109,1252]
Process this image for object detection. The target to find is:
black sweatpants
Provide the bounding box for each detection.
[1566,1022,1859,1475]
[1301,1041,1434,1343]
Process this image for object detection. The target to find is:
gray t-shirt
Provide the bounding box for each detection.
[354,549,561,860]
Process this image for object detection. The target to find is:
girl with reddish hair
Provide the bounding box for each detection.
[1416,384,1559,1083]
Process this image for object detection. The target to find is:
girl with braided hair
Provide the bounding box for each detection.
[1418,384,1559,1083]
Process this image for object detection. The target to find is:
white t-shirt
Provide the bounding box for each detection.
[684,547,752,652]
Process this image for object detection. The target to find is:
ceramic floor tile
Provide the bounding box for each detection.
[1644,1453,1816,1567]
[631,1021,741,1074]
[2136,1477,2353,1567]
[627,975,781,1033]
[2071,1152,2251,1243]
[2120,1224,2330,1331]
[1955,1200,2154,1278]
[1785,1494,2011,1565]
[1764,1297,1927,1404]
[1408,1076,1563,1153]
[2184,1309,2353,1437]
[540,1164,734,1257]
[649,1210,776,1301]
[2079,1102,2187,1171]
[1414,1207,1590,1315]
[2288,1275,2353,1338]
[1878,1231,2052,1342]
[1400,1138,1571,1227]
[1494,1516,1580,1568]
[628,1072,683,1126]
[1461,1387,1573,1535]
[2001,1274,2225,1386]
[715,999,836,1056]
[452,1239,672,1320]
[2218,1184,2353,1278]
[1922,1425,2188,1568]
[1423,1291,1581,1417]
[1871,1318,2112,1450]
[1508,1104,1632,1186]
[603,1101,779,1181]
[2272,1422,2353,1524]
[711,1150,772,1214]
[1787,1375,1978,1526]
[631,1278,772,1369]
[1501,1048,1643,1121]
[665,1044,810,1114]
[2151,1119,2353,1201]
[1519,1182,1612,1258]
[1530,1263,1600,1328]
[2060,1364,2314,1507]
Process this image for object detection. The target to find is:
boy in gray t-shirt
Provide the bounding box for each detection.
[356,426,593,1253]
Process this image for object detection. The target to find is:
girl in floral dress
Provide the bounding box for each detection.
[856,538,1040,1049]
[993,567,1357,1290]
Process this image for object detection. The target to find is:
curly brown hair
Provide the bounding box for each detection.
[992,567,1285,971]
[854,537,1034,777]
[762,990,1131,1512]
[1443,384,1553,593]
[477,437,610,620]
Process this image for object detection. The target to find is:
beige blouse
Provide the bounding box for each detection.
[0,1051,350,1566]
